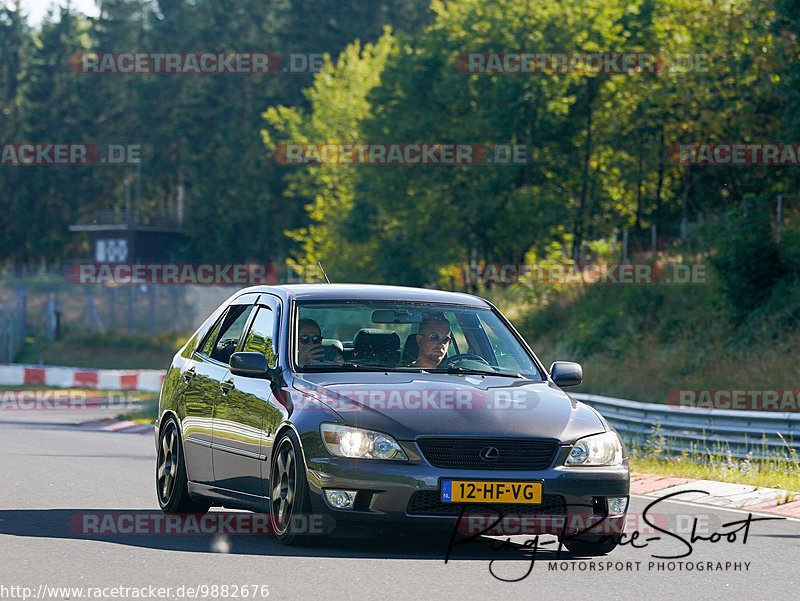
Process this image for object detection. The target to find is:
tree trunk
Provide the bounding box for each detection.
[572,79,595,264]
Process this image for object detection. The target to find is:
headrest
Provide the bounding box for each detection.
[402,333,419,364]
[353,329,401,356]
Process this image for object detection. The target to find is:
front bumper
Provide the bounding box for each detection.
[303,442,630,536]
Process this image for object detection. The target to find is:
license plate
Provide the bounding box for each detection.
[440,480,542,504]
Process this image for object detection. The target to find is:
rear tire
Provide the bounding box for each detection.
[156,418,211,514]
[270,430,314,545]
[560,534,621,557]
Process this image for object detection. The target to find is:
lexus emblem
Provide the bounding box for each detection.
[479,446,500,462]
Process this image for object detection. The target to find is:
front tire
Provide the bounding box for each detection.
[270,430,313,545]
[156,418,211,514]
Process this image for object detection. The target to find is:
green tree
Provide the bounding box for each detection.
[263,32,397,279]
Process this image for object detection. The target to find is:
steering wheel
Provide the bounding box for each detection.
[439,353,494,370]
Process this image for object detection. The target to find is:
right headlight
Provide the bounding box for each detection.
[320,423,408,460]
[565,431,623,466]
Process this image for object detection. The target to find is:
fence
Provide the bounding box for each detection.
[573,392,800,461]
[0,287,26,363]
[0,278,195,343]
[0,262,328,363]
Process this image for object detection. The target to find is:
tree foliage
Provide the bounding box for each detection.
[268,0,800,286]
[1,0,798,299]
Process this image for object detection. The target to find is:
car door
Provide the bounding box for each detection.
[179,312,226,485]
[182,295,256,485]
[213,295,286,497]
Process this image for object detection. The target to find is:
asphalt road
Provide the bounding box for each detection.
[0,407,797,601]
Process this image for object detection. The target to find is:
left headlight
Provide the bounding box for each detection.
[320,423,408,460]
[565,431,623,466]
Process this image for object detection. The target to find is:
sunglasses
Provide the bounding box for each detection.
[299,334,323,345]
[425,332,453,344]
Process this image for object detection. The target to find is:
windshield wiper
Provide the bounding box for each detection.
[430,366,525,379]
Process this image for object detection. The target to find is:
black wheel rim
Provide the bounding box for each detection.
[271,439,296,535]
[157,422,178,505]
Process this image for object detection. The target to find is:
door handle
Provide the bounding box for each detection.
[183,367,196,383]
[220,379,235,395]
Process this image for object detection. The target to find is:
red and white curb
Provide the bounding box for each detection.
[631,473,800,518]
[0,364,165,392]
[78,419,154,435]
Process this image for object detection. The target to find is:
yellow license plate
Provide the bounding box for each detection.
[441,480,542,504]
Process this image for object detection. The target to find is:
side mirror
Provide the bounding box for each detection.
[550,361,583,387]
[229,352,270,378]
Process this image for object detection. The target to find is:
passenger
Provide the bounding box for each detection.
[297,318,342,366]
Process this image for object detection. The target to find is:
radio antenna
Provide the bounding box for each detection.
[317,261,331,283]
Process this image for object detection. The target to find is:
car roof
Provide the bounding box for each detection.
[235,283,490,307]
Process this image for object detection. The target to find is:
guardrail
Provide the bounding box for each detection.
[572,392,800,461]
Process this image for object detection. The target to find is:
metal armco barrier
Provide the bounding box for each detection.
[572,392,800,461]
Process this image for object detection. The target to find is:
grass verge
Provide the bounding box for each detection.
[629,457,800,494]
[116,399,158,424]
[14,332,186,370]
[626,428,800,493]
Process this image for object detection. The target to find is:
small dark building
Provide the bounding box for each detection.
[69,210,184,263]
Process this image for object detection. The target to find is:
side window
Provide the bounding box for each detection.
[443,312,463,356]
[242,306,278,368]
[199,317,225,356]
[209,305,255,364]
[480,317,527,371]
[456,312,492,360]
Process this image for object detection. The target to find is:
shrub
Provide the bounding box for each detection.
[708,193,785,319]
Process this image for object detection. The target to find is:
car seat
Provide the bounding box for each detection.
[352,329,401,366]
[402,333,419,365]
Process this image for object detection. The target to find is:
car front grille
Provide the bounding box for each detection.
[416,437,560,470]
[407,490,565,516]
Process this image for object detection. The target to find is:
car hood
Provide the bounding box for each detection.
[292,373,606,443]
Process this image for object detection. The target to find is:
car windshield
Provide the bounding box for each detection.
[293,301,542,379]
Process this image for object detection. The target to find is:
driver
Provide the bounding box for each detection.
[411,313,453,368]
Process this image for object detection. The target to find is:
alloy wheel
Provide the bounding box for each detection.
[271,438,296,534]
[157,421,179,505]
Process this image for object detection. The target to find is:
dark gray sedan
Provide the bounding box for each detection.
[155,284,629,555]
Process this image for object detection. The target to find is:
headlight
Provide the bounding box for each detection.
[566,431,623,466]
[320,423,408,460]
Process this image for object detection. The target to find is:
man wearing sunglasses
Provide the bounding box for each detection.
[297,318,342,366]
[411,313,454,369]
